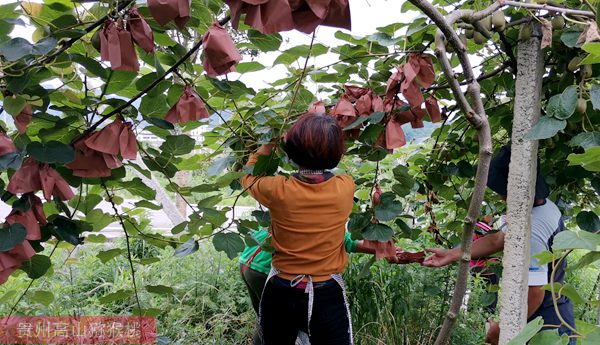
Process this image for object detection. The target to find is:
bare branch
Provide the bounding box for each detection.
[407,1,493,344]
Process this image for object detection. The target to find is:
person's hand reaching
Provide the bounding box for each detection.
[422,248,459,267]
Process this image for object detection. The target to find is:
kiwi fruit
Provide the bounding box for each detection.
[576,99,587,113]
[519,25,532,41]
[492,11,506,32]
[568,57,582,72]
[481,16,493,31]
[465,27,474,39]
[581,64,593,79]
[474,31,487,45]
[91,30,101,53]
[551,16,565,29]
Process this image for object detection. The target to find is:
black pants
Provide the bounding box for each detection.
[260,276,351,345]
[240,265,268,345]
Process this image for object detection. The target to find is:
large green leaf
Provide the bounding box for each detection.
[29,290,55,306]
[0,37,57,61]
[582,328,600,345]
[374,192,403,221]
[146,284,175,295]
[363,223,394,241]
[529,330,567,345]
[591,84,600,110]
[20,255,51,279]
[569,132,600,149]
[160,135,195,156]
[552,230,600,251]
[27,141,75,164]
[525,116,566,140]
[97,248,124,263]
[545,87,577,120]
[213,232,245,260]
[174,239,199,257]
[506,317,544,345]
[53,216,84,245]
[576,211,600,232]
[0,152,23,171]
[121,178,157,200]
[3,95,26,115]
[247,30,282,51]
[0,223,27,252]
[236,61,265,73]
[98,289,133,304]
[567,146,600,172]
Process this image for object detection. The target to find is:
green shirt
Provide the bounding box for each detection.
[238,229,358,275]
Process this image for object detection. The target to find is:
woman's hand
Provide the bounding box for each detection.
[256,143,275,156]
[422,248,459,267]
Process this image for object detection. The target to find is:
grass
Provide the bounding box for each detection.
[1,240,597,345]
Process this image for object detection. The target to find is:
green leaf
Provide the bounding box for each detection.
[591,84,600,110]
[348,213,371,240]
[97,248,124,263]
[135,200,162,210]
[252,153,280,176]
[27,141,75,164]
[344,116,369,131]
[213,232,245,260]
[145,116,174,130]
[366,32,401,46]
[20,255,51,279]
[30,290,54,306]
[525,116,566,140]
[0,223,27,252]
[252,210,271,227]
[146,284,175,295]
[197,195,222,208]
[236,61,265,73]
[104,71,137,95]
[576,210,600,232]
[171,221,188,235]
[174,239,199,257]
[506,317,544,345]
[247,30,282,51]
[53,216,84,245]
[374,192,403,221]
[583,42,600,55]
[569,132,600,149]
[121,178,157,200]
[582,328,600,345]
[567,146,600,172]
[568,251,600,271]
[199,207,227,226]
[529,330,567,345]
[0,152,23,171]
[552,230,600,251]
[160,135,195,156]
[98,289,133,304]
[70,54,107,79]
[0,37,57,61]
[3,95,26,115]
[363,223,394,241]
[208,155,236,177]
[560,30,582,48]
[85,209,113,232]
[545,87,577,120]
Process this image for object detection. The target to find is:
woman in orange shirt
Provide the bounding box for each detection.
[240,113,357,345]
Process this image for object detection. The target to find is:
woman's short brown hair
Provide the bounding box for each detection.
[283,113,344,170]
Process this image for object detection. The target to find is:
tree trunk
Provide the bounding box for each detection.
[498,22,544,345]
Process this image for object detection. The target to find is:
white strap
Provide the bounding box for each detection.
[332,273,354,345]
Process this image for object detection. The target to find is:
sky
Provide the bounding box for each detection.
[2,0,412,90]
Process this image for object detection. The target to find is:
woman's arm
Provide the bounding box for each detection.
[239,144,278,206]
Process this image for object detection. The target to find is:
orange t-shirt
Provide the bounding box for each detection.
[240,153,355,282]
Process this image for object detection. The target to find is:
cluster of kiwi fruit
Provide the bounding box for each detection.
[459,10,567,46]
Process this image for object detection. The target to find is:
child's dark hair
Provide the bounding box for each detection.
[283,113,344,170]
